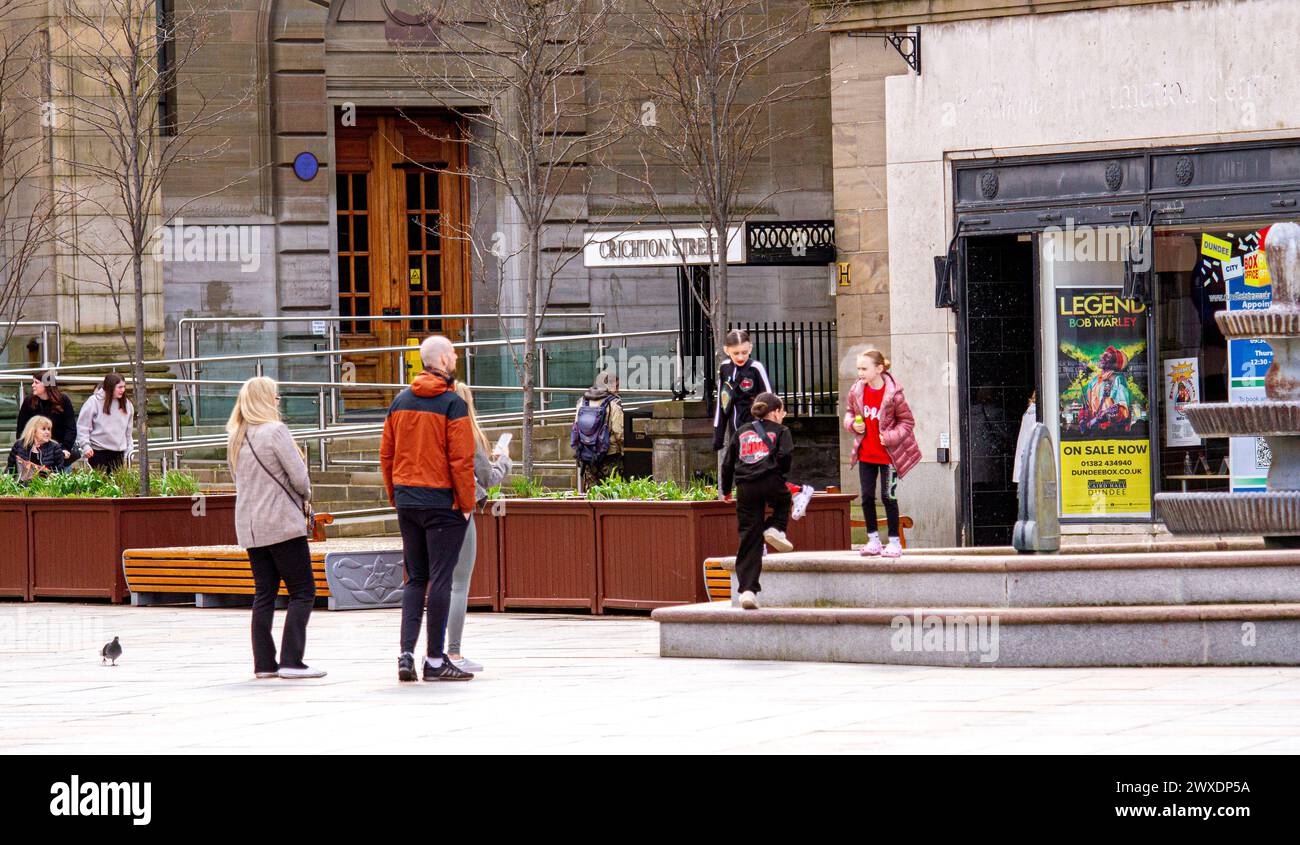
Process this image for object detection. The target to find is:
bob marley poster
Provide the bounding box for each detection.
[1056,286,1151,517]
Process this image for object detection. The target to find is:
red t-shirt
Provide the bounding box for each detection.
[856,383,890,465]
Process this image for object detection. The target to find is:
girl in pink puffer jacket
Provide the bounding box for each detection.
[843,350,922,557]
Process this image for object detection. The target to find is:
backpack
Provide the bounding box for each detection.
[573,396,615,464]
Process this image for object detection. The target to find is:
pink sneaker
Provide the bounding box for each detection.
[881,540,902,558]
[860,536,883,557]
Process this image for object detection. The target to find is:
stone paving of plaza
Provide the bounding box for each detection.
[3,603,1300,754]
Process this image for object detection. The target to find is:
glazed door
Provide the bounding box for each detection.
[334,110,469,408]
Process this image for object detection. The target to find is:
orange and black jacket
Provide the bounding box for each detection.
[380,371,476,512]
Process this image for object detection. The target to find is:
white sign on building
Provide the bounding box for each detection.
[583,225,746,268]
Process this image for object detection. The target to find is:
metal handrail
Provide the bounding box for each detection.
[0,328,675,376]
[0,320,62,367]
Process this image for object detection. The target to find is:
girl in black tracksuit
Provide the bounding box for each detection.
[712,330,774,451]
[720,392,794,608]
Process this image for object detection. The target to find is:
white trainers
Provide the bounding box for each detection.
[450,656,483,673]
[278,666,327,679]
[882,539,903,558]
[791,485,815,520]
[739,590,759,610]
[860,535,883,556]
[763,527,794,553]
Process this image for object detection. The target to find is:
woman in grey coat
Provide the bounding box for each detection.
[448,382,512,673]
[227,376,323,680]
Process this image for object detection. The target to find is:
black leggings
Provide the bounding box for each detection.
[859,461,900,539]
[734,473,792,594]
[247,535,316,673]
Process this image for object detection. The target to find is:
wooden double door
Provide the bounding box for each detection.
[334,110,470,405]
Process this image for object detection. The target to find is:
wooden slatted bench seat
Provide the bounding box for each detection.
[123,538,404,610]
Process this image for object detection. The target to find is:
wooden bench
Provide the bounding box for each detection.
[122,537,402,609]
[123,546,332,607]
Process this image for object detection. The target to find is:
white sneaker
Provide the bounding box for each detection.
[739,591,759,610]
[791,485,815,520]
[763,527,794,553]
[450,656,483,673]
[278,666,327,679]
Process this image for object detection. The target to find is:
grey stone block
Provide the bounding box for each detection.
[325,550,405,610]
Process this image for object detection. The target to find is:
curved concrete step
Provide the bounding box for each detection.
[652,601,1300,667]
[709,548,1300,608]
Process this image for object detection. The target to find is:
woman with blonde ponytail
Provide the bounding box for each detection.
[445,381,512,673]
[227,376,323,680]
[844,350,921,557]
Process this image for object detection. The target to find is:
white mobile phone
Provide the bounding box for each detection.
[494,432,513,455]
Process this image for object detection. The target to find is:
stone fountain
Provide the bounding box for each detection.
[1157,221,1300,547]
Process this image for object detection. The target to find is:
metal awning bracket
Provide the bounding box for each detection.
[848,27,921,75]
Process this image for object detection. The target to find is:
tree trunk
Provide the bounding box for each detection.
[521,231,540,479]
[132,249,150,496]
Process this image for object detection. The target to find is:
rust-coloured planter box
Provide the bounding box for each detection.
[594,493,855,612]
[0,500,29,600]
[4,495,237,603]
[468,510,502,611]
[497,498,598,612]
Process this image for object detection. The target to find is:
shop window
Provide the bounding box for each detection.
[1154,227,1273,495]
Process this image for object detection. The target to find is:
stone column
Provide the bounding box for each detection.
[643,400,716,485]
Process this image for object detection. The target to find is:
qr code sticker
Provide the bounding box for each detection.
[1256,438,1273,470]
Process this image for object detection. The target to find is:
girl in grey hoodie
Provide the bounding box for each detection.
[77,373,134,473]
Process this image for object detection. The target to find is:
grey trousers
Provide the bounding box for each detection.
[446,513,476,655]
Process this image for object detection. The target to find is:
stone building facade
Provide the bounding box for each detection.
[829,0,1300,546]
[3,0,838,409]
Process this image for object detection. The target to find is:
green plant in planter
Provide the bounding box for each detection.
[0,472,24,498]
[505,475,547,499]
[0,466,202,498]
[23,468,124,498]
[109,466,201,497]
[584,474,718,501]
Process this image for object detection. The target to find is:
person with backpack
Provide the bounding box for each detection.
[16,370,78,464]
[571,371,623,492]
[712,329,773,452]
[720,392,795,610]
[227,376,323,680]
[844,350,922,558]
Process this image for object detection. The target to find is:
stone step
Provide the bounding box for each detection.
[652,601,1300,667]
[310,483,388,502]
[709,548,1300,609]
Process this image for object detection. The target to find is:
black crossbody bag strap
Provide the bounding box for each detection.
[748,420,780,473]
[244,432,312,525]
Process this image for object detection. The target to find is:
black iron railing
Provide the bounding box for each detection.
[736,320,838,416]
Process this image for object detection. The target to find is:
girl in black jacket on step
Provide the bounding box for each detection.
[719,392,795,610]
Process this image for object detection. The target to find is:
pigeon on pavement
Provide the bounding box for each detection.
[101,636,122,666]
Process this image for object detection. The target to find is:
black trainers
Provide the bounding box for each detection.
[423,655,474,682]
[398,652,417,682]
